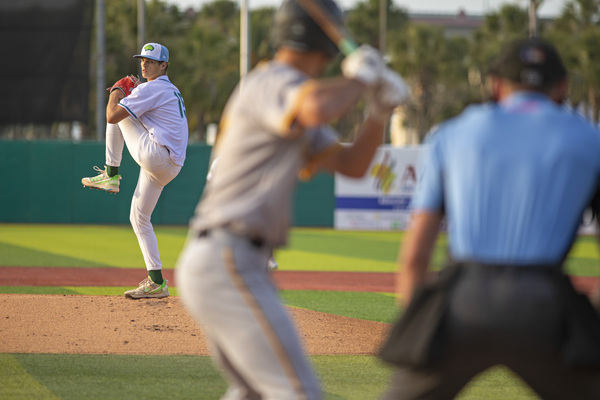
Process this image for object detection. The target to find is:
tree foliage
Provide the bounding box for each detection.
[92,0,277,140]
[548,0,600,121]
[345,0,408,49]
[466,4,531,108]
[82,0,600,142]
[385,23,472,141]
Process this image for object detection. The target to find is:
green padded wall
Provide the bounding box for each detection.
[0,140,334,227]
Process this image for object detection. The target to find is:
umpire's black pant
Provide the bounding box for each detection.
[381,263,600,400]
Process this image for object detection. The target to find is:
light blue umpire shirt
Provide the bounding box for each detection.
[413,92,600,265]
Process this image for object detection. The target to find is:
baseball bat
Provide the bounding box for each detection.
[295,0,358,55]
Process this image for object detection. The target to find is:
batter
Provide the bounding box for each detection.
[175,0,410,398]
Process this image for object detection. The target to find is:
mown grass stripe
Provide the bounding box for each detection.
[0,353,538,400]
[0,354,60,400]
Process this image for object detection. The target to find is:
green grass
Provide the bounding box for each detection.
[281,290,398,323]
[0,354,537,400]
[1,224,598,399]
[1,224,596,275]
[1,353,226,400]
[563,235,600,276]
[457,366,538,399]
[0,224,187,269]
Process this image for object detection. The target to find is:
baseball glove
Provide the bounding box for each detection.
[107,75,141,97]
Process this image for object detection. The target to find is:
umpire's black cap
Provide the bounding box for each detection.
[488,37,567,87]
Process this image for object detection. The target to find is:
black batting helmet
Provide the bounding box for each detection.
[271,0,343,58]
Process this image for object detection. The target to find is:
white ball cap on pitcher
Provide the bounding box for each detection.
[133,43,169,62]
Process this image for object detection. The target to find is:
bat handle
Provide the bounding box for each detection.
[339,38,358,56]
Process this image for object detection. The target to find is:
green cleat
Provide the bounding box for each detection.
[124,277,169,299]
[82,166,121,194]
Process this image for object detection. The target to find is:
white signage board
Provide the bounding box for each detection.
[334,145,422,231]
[334,145,597,235]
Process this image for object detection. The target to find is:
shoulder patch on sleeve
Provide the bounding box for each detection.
[298,142,343,181]
[279,80,318,137]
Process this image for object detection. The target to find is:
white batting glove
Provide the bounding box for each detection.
[366,68,411,123]
[341,45,385,87]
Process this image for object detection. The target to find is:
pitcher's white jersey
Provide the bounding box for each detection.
[119,75,188,166]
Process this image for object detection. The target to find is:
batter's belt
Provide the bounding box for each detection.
[197,226,265,248]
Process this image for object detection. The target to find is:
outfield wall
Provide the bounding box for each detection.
[0,140,334,226]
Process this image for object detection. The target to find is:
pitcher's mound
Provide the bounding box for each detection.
[0,294,390,356]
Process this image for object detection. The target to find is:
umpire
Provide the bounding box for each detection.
[380,37,600,399]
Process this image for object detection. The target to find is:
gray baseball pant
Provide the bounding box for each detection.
[176,228,322,400]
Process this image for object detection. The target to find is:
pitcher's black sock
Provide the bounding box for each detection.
[148,270,164,285]
[106,166,119,177]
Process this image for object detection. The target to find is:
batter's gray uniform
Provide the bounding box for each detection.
[176,61,341,400]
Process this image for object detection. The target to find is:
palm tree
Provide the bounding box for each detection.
[549,0,600,122]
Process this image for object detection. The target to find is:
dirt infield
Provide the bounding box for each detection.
[2,267,597,295]
[0,267,396,292]
[0,267,395,356]
[1,267,598,356]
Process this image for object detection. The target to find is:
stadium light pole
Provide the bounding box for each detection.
[379,0,389,143]
[379,0,386,54]
[240,0,250,82]
[529,0,538,37]
[138,0,146,80]
[96,0,106,140]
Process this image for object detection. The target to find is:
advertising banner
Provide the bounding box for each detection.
[334,145,597,235]
[335,145,422,230]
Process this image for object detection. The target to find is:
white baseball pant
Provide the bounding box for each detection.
[105,118,181,271]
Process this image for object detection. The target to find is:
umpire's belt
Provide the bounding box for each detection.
[197,227,265,249]
[455,260,562,275]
